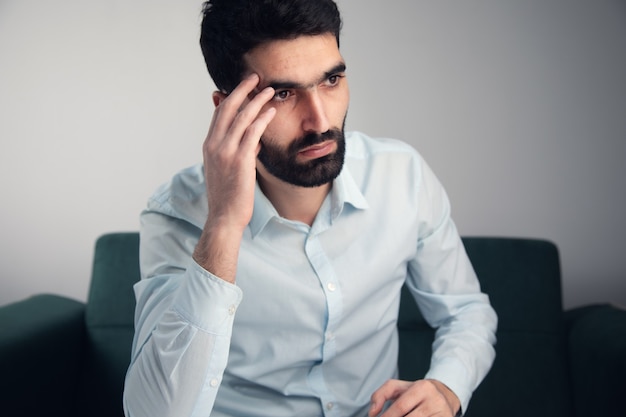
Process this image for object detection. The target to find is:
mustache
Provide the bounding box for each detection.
[288,129,344,154]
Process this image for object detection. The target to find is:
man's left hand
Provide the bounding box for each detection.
[369,379,460,417]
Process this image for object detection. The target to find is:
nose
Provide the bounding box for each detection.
[301,89,331,134]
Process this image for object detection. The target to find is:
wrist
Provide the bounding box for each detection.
[427,379,461,417]
[194,220,245,283]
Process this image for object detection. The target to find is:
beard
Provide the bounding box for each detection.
[257,122,346,188]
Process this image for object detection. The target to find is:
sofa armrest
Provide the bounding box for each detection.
[565,304,626,417]
[0,294,86,416]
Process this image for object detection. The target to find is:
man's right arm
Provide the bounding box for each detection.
[124,75,276,417]
[123,215,243,416]
[193,74,276,283]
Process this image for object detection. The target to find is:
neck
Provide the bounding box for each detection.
[257,171,331,226]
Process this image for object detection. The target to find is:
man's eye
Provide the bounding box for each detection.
[326,74,344,86]
[273,90,291,101]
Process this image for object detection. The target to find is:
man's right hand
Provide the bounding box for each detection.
[193,73,276,283]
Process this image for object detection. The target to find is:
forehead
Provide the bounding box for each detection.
[243,34,343,87]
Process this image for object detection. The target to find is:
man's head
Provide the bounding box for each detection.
[200,0,342,94]
[200,0,348,188]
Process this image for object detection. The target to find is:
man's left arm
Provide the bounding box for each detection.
[410,223,498,411]
[371,156,497,416]
[369,230,496,416]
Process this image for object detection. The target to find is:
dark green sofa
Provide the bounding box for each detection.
[1,233,624,417]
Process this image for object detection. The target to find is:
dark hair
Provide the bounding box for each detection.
[200,0,342,93]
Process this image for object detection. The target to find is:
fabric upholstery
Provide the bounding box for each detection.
[567,304,626,416]
[81,232,140,417]
[0,294,85,416]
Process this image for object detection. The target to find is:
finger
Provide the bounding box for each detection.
[369,380,412,416]
[210,73,263,139]
[204,87,274,161]
[219,73,261,112]
[239,106,276,155]
[379,392,427,417]
[224,85,275,146]
[382,380,452,417]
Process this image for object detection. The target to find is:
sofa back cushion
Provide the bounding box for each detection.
[398,237,572,417]
[82,233,140,417]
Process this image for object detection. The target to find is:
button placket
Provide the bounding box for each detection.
[304,233,343,416]
[304,235,343,351]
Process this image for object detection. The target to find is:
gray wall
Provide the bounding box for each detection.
[1,0,624,309]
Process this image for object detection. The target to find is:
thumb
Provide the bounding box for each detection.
[369,380,406,416]
[368,399,382,417]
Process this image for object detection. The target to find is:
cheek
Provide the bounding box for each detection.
[329,84,350,118]
[263,108,298,139]
[329,93,349,126]
[339,92,350,118]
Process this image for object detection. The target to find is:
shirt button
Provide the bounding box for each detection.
[327,282,336,292]
[326,332,334,341]
[326,402,334,410]
[228,305,236,315]
[209,378,219,388]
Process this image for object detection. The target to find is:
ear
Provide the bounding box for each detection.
[212,90,227,107]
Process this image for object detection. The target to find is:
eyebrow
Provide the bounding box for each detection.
[263,62,347,91]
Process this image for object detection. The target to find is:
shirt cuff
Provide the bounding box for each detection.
[424,358,472,415]
[172,260,243,334]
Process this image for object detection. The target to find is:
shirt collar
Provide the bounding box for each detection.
[248,167,369,239]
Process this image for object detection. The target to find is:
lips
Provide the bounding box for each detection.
[297,140,337,159]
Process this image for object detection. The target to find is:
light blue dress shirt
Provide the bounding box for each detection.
[123,131,497,417]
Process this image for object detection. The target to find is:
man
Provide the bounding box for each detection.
[123,1,497,416]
